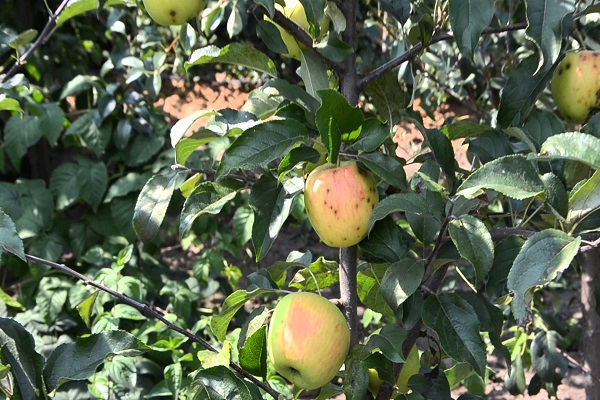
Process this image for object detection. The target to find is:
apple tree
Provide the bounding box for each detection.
[1,0,600,399]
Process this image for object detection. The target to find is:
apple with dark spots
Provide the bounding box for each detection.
[142,0,208,26]
[304,161,379,248]
[551,50,600,123]
[267,292,350,390]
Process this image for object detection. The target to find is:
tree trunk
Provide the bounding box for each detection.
[579,247,600,400]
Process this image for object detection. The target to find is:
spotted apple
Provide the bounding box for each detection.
[551,50,600,123]
[142,0,208,26]
[304,161,379,248]
[267,292,350,390]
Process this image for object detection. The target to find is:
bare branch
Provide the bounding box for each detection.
[1,0,71,83]
[24,253,280,399]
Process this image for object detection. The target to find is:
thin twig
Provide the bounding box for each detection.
[1,0,71,83]
[24,254,280,399]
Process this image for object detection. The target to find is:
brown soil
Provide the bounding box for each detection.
[157,77,587,400]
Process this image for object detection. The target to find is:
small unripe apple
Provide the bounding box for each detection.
[304,161,379,248]
[265,0,328,60]
[267,292,350,390]
[551,50,600,123]
[142,0,208,26]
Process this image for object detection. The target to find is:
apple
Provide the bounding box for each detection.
[265,0,328,60]
[267,292,350,390]
[551,50,600,123]
[142,0,208,26]
[304,161,379,248]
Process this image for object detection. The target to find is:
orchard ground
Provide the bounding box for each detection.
[157,74,587,399]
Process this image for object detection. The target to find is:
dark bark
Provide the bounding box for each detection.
[579,247,600,400]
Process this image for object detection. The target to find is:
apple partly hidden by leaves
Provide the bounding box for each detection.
[265,0,329,60]
[304,161,379,248]
[267,292,350,390]
[142,0,208,26]
[551,50,600,123]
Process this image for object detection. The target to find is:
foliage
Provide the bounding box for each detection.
[1,0,600,399]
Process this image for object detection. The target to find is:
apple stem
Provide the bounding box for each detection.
[339,245,359,346]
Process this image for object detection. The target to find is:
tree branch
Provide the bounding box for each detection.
[1,0,71,83]
[357,22,527,90]
[24,254,280,399]
[339,246,359,346]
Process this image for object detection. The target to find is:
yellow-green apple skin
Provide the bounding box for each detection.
[267,292,350,390]
[265,0,328,60]
[396,344,420,394]
[142,0,208,26]
[551,50,600,123]
[304,161,379,248]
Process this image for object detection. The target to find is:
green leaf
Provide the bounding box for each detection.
[423,129,455,181]
[0,94,22,113]
[264,79,320,114]
[43,330,149,394]
[449,215,494,284]
[216,119,308,179]
[190,366,262,400]
[530,330,568,384]
[568,170,600,224]
[133,170,184,243]
[381,259,424,311]
[349,118,391,152]
[523,108,565,151]
[368,192,428,232]
[343,345,370,400]
[358,264,394,318]
[300,50,329,101]
[170,110,218,148]
[536,132,600,170]
[290,257,339,291]
[77,159,108,211]
[210,289,273,342]
[505,354,526,395]
[507,229,581,323]
[379,0,411,25]
[56,0,126,25]
[0,210,25,261]
[360,216,409,263]
[525,0,572,70]
[36,277,71,325]
[76,291,100,328]
[186,44,278,78]
[449,0,495,59]
[198,342,231,369]
[486,236,526,301]
[278,146,321,175]
[358,151,407,191]
[497,54,557,128]
[422,293,487,377]
[364,70,412,126]
[365,324,407,363]
[49,163,80,210]
[442,121,490,140]
[316,90,364,163]
[457,155,546,200]
[180,182,239,238]
[4,114,42,172]
[541,172,569,219]
[64,112,111,157]
[0,317,46,399]
[249,176,302,261]
[238,326,268,377]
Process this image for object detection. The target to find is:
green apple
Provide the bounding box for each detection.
[142,0,208,26]
[304,161,379,248]
[551,50,600,123]
[396,344,420,394]
[265,0,328,60]
[267,292,350,390]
